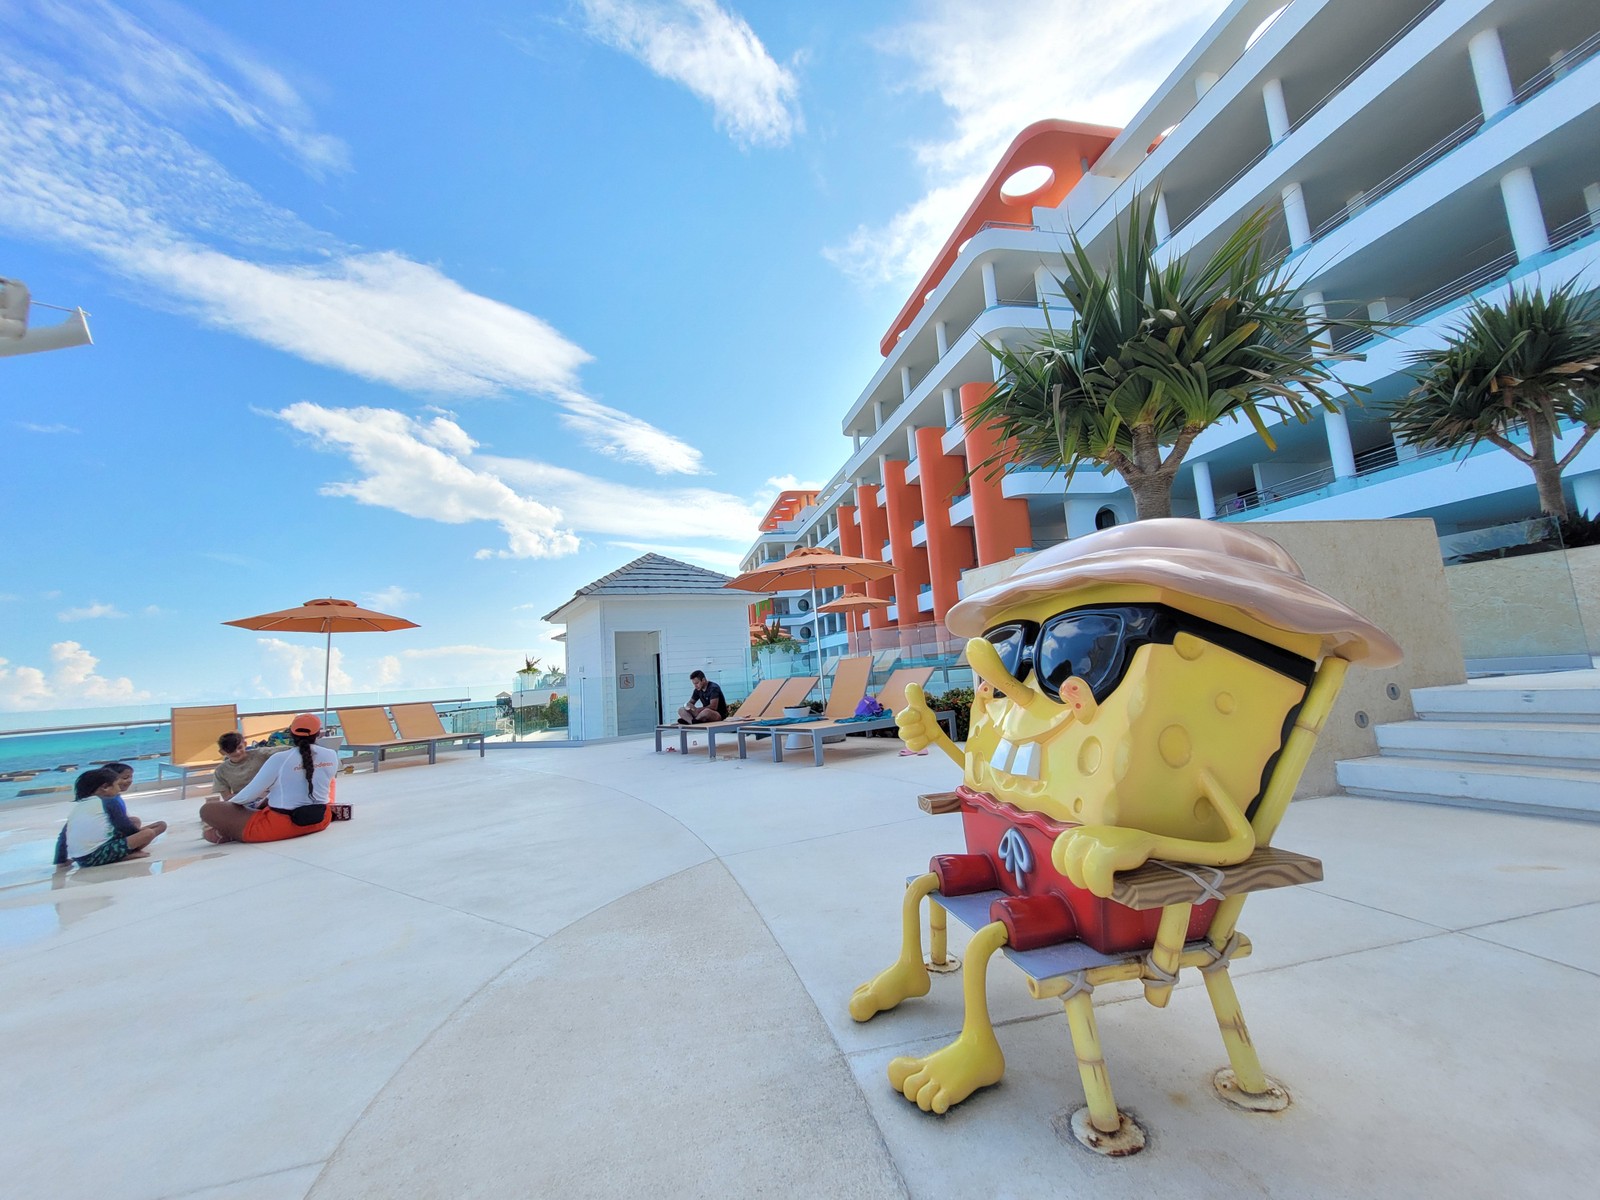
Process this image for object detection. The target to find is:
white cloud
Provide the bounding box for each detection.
[0,641,150,710]
[604,540,744,570]
[3,0,349,175]
[57,602,127,622]
[826,0,1230,286]
[274,402,769,560]
[254,636,350,697]
[765,473,825,491]
[0,15,705,475]
[360,586,419,615]
[15,422,80,434]
[578,0,801,147]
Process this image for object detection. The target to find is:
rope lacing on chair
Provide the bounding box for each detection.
[1150,859,1228,903]
[1198,931,1245,975]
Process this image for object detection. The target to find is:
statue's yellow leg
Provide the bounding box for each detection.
[850,873,937,1022]
[1142,902,1192,1008]
[887,920,1008,1113]
[927,897,961,973]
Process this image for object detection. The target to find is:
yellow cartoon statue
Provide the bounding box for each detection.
[851,519,1401,1153]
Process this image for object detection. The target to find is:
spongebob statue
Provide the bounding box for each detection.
[850,519,1401,1153]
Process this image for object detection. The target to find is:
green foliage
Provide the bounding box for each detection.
[1559,509,1600,548]
[926,687,974,741]
[750,622,801,660]
[972,195,1364,519]
[517,654,542,675]
[1386,283,1600,517]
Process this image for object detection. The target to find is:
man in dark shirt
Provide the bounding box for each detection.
[677,670,727,724]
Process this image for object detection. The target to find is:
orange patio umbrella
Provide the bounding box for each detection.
[726,548,898,690]
[816,593,891,642]
[224,597,419,723]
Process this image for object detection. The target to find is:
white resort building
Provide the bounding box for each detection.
[741,0,1600,664]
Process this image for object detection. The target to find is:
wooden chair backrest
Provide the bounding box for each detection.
[391,702,449,739]
[239,713,289,744]
[877,668,934,714]
[169,704,237,766]
[337,706,399,745]
[726,678,784,722]
[771,676,819,712]
[823,656,873,720]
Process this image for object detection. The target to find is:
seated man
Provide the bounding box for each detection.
[676,670,727,724]
[212,731,276,800]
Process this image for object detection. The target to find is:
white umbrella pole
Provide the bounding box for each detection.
[812,582,826,703]
[322,626,332,728]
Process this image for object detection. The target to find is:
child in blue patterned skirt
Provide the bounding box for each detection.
[53,767,168,868]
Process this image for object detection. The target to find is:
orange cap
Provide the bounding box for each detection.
[289,713,322,737]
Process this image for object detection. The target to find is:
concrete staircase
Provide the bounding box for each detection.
[1335,681,1600,822]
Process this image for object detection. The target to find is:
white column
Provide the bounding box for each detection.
[873,400,885,428]
[853,433,862,451]
[1302,290,1327,355]
[1583,183,1600,230]
[1192,460,1217,520]
[1468,28,1515,119]
[942,388,959,428]
[991,340,1006,383]
[1153,193,1171,242]
[1499,167,1550,260]
[1325,407,1357,479]
[900,365,913,400]
[1195,71,1220,100]
[1573,471,1600,518]
[935,320,949,357]
[1282,181,1312,249]
[1262,78,1290,143]
[1367,298,1390,322]
[907,426,919,459]
[981,261,998,307]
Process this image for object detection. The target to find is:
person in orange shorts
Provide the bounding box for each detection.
[198,713,338,843]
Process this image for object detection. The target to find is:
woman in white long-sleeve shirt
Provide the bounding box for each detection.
[198,713,338,843]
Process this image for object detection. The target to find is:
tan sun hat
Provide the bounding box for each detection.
[946,518,1402,666]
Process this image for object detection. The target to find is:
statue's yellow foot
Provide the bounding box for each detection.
[849,958,931,1022]
[886,1031,1005,1113]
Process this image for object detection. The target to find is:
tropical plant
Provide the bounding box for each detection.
[970,196,1364,519]
[1386,283,1600,518]
[516,654,542,675]
[750,622,801,653]
[926,687,974,741]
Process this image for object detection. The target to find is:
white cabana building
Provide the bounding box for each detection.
[543,554,751,740]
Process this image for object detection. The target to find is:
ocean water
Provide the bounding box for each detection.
[0,726,172,804]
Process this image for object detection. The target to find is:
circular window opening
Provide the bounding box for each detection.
[1095,506,1119,530]
[797,597,811,612]
[999,164,1055,204]
[799,626,813,640]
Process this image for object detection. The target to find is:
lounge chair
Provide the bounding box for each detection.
[390,702,487,763]
[698,676,821,760]
[654,678,785,754]
[735,655,871,761]
[335,706,412,772]
[762,667,957,767]
[155,704,237,799]
[239,712,290,744]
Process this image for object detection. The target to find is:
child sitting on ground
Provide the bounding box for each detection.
[53,766,168,868]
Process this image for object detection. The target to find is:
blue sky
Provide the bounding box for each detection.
[0,0,1226,715]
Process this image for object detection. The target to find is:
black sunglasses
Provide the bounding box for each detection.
[982,603,1316,704]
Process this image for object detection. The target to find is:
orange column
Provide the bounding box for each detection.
[855,483,896,628]
[914,426,977,623]
[836,504,863,638]
[960,381,1034,565]
[883,460,930,626]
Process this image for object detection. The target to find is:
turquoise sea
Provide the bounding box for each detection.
[0,726,172,805]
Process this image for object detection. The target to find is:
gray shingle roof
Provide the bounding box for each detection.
[543,554,737,621]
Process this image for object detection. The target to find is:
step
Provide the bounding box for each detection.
[1335,755,1600,822]
[1411,684,1600,724]
[1374,720,1600,770]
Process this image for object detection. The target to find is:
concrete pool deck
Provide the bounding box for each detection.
[2,736,1598,1198]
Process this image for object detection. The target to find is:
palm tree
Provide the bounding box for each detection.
[970,197,1362,520]
[1386,283,1600,518]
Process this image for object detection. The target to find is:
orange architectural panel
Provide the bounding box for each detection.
[835,504,865,634]
[879,119,1119,357]
[758,489,820,532]
[913,426,977,621]
[855,483,896,626]
[960,382,1034,565]
[883,460,931,621]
